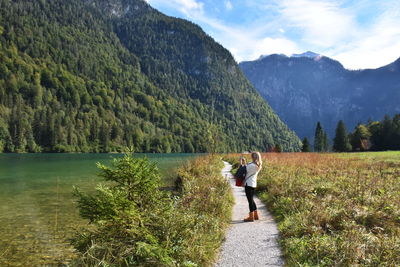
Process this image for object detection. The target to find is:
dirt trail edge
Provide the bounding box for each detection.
[215,161,284,267]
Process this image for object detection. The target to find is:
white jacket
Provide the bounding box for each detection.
[244,162,259,188]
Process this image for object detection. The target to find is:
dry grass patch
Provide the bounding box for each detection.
[225,153,400,266]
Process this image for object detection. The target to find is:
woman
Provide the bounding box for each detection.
[243,152,262,222]
[239,156,247,168]
[234,156,247,186]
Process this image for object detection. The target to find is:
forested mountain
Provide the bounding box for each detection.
[0,0,301,153]
[239,53,400,142]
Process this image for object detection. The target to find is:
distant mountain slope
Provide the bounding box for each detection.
[239,53,400,142]
[0,0,300,152]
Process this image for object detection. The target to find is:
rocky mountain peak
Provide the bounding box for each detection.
[239,53,400,142]
[291,51,321,59]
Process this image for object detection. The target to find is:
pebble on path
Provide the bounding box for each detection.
[215,161,284,267]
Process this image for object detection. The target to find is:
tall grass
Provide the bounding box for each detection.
[173,155,234,266]
[225,153,400,266]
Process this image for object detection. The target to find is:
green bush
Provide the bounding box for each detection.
[72,154,233,266]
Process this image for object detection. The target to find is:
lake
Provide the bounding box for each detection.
[0,153,200,266]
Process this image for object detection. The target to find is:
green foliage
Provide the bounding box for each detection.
[275,143,282,153]
[368,114,400,151]
[314,122,329,152]
[301,137,311,152]
[351,124,372,151]
[334,113,400,152]
[72,154,233,266]
[0,0,301,153]
[73,155,175,265]
[333,120,352,152]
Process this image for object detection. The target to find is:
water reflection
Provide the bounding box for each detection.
[0,153,199,266]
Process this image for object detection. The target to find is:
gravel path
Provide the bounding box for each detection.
[215,161,284,267]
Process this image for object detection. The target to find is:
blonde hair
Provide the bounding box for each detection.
[240,156,247,165]
[251,152,262,170]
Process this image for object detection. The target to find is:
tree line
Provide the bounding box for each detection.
[301,114,400,152]
[0,0,301,153]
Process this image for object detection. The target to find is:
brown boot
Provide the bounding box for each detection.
[254,210,259,220]
[243,212,254,222]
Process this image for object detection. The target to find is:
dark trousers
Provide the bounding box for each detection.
[245,186,257,212]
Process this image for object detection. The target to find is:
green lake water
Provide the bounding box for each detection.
[0,153,200,266]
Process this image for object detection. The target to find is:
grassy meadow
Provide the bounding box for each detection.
[337,151,400,162]
[225,152,400,266]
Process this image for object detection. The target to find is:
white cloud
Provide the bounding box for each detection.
[147,0,204,16]
[278,0,356,47]
[232,36,300,62]
[146,0,400,68]
[145,0,300,61]
[178,11,300,61]
[241,37,300,61]
[177,0,204,15]
[224,1,233,11]
[276,0,400,69]
[331,8,400,69]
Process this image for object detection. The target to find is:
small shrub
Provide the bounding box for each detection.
[72,154,233,266]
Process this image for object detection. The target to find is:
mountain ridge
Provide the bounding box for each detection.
[239,54,400,142]
[0,0,301,152]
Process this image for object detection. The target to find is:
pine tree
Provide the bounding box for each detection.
[392,114,400,150]
[100,122,111,152]
[314,122,324,152]
[73,154,174,265]
[301,137,311,152]
[333,120,352,152]
[322,132,329,152]
[381,114,393,150]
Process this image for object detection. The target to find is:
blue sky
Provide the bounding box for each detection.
[145,0,400,69]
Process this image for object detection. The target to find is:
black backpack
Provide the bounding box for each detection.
[234,165,246,181]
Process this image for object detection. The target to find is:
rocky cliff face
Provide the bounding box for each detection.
[239,54,400,142]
